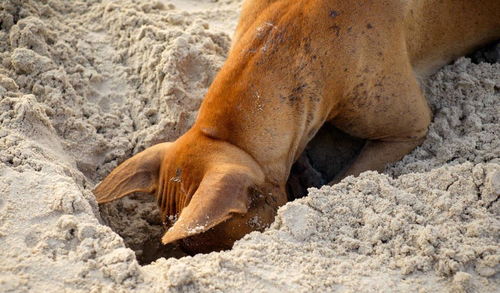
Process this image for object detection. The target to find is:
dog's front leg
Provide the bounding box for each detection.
[329,138,425,184]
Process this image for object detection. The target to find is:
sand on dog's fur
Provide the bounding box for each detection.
[0,0,498,292]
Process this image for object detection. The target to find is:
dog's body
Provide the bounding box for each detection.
[94,0,500,254]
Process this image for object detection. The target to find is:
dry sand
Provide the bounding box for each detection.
[0,0,499,292]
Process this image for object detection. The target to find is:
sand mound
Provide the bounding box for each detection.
[0,0,498,292]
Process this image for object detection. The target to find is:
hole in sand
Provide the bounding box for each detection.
[98,124,364,264]
[99,195,188,264]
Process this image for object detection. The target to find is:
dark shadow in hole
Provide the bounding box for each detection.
[286,123,365,201]
[467,40,499,64]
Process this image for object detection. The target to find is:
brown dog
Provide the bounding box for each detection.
[94,0,500,254]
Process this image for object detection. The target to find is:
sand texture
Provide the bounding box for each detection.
[0,0,499,292]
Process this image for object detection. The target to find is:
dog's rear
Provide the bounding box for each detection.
[405,0,500,77]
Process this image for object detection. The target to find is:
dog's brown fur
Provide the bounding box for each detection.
[94,0,500,254]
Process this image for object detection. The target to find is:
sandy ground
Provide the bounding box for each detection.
[0,0,499,292]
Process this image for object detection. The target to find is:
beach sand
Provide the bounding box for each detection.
[0,0,498,292]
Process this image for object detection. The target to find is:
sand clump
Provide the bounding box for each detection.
[0,0,499,292]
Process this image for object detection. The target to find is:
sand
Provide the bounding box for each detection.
[0,0,498,292]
